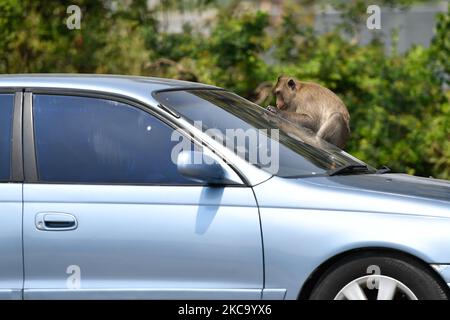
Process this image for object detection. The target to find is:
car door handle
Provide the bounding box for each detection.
[35,213,78,231]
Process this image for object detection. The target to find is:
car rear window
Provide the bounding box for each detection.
[0,94,14,181]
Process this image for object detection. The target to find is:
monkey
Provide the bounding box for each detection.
[264,76,350,149]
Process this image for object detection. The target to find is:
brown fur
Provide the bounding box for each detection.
[268,76,350,149]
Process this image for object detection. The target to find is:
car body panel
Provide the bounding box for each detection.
[303,173,450,203]
[23,184,263,299]
[0,184,23,299]
[253,175,450,299]
[255,175,449,217]
[24,288,261,300]
[432,265,450,286]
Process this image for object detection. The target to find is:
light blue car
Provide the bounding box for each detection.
[0,74,449,300]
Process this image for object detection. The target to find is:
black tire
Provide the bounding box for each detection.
[310,252,448,300]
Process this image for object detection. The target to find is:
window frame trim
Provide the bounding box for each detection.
[23,89,246,187]
[12,91,24,182]
[0,90,23,183]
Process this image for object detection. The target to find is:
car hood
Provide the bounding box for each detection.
[301,173,450,203]
[253,173,450,219]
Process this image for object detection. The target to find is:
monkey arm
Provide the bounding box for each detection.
[270,115,328,149]
[263,108,316,131]
[278,111,317,131]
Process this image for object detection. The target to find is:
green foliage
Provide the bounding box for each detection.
[0,0,155,74]
[201,11,272,95]
[0,0,448,179]
[430,5,450,85]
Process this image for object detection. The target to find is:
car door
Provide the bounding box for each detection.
[22,92,263,299]
[0,92,23,300]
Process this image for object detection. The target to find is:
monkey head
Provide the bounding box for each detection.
[273,76,298,111]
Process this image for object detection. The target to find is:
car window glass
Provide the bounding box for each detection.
[0,94,14,181]
[33,94,200,184]
[155,90,372,177]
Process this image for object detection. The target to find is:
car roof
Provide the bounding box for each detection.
[0,74,220,104]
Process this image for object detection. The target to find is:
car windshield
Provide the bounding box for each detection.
[155,89,375,177]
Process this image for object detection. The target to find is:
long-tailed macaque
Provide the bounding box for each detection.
[266,76,350,149]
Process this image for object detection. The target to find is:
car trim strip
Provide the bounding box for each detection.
[11,92,24,182]
[23,92,38,182]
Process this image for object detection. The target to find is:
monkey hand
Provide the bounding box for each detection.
[266,105,279,114]
[263,106,281,125]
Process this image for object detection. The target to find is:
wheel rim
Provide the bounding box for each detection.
[334,275,418,300]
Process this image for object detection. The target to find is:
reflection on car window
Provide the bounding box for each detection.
[156,89,372,177]
[0,94,14,181]
[33,94,200,184]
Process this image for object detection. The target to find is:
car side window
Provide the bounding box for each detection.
[33,94,200,185]
[0,94,14,181]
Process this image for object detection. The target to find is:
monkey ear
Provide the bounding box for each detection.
[287,79,296,90]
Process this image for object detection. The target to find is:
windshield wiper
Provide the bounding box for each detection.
[328,164,370,176]
[376,165,391,174]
